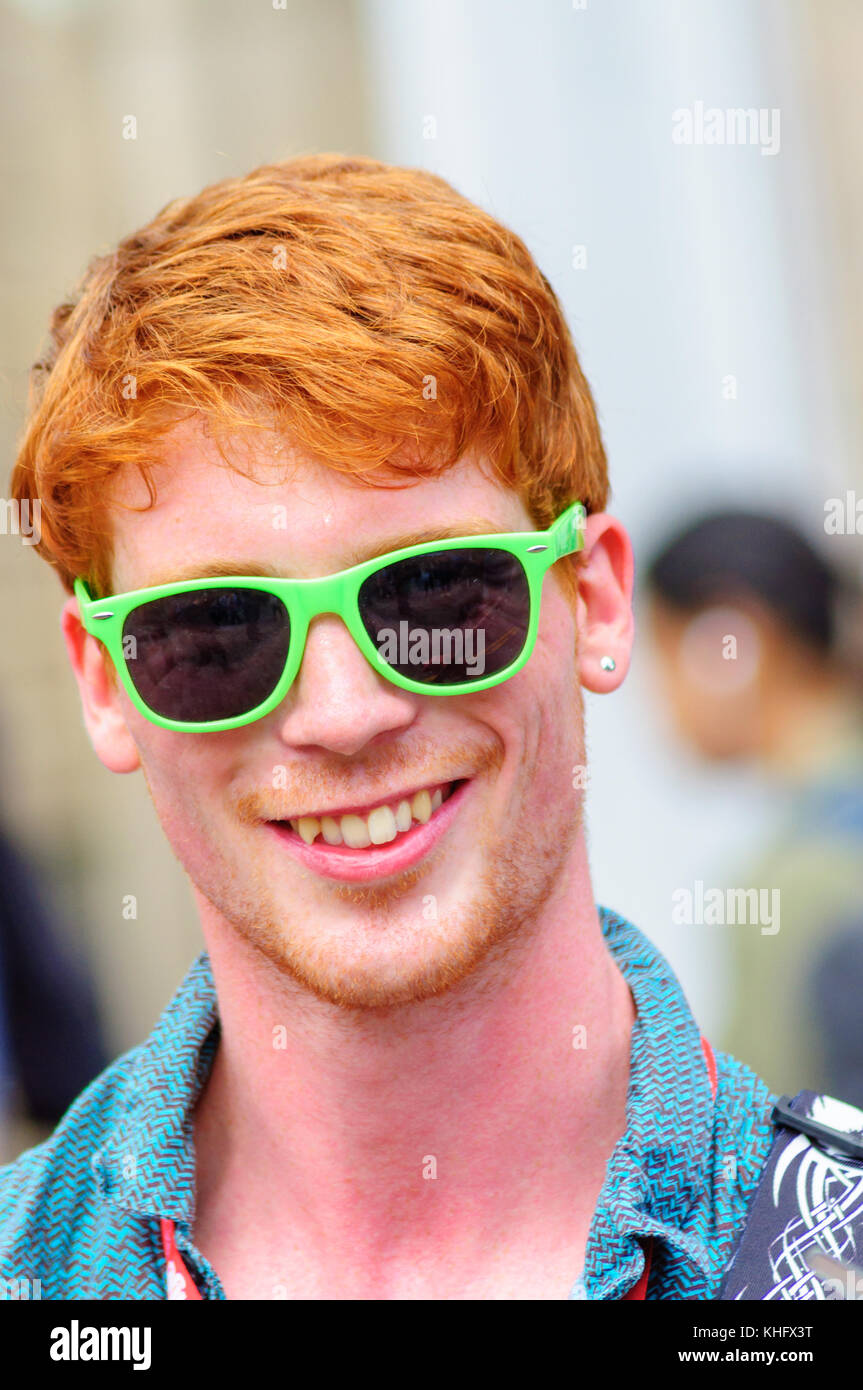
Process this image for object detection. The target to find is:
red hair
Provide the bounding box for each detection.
[10,153,609,597]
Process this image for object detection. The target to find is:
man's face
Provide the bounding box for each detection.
[90,421,588,1009]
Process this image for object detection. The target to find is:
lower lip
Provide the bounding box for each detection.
[266,780,470,883]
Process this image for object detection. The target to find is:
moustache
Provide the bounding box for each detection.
[230,736,503,825]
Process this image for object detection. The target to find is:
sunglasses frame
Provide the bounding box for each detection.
[73,501,586,732]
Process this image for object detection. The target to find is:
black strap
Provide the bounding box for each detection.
[719,1090,863,1300]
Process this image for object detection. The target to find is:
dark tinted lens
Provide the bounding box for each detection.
[358,548,530,686]
[123,587,290,723]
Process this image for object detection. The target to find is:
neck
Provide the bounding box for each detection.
[192,832,635,1292]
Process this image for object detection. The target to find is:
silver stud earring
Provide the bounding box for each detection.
[599,655,616,672]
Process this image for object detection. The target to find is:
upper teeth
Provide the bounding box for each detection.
[291,786,445,848]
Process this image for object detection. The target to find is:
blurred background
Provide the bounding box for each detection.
[1,0,862,1159]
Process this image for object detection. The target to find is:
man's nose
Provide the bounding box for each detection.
[273,613,417,755]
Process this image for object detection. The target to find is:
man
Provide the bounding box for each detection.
[0,154,775,1300]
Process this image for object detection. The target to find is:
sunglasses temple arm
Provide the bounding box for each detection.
[550,503,587,560]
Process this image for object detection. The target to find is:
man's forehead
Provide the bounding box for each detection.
[108,425,530,589]
[133,519,515,590]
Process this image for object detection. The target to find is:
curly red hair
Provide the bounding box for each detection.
[10,153,609,597]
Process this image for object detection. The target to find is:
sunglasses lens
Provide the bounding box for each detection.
[358,548,531,686]
[122,588,290,724]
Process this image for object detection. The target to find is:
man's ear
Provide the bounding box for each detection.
[61,597,141,773]
[573,513,635,693]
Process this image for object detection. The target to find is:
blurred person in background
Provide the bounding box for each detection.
[0,814,107,1159]
[645,510,863,1102]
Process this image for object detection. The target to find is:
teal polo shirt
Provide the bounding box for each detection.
[0,908,775,1298]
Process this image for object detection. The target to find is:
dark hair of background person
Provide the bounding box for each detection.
[644,509,843,655]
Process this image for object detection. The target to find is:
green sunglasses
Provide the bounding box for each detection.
[73,501,586,733]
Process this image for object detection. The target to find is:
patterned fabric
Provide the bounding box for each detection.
[719,1091,863,1300]
[0,906,776,1299]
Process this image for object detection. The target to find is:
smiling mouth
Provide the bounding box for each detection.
[275,780,463,850]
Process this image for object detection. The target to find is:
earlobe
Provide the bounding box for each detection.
[575,514,635,694]
[61,598,141,773]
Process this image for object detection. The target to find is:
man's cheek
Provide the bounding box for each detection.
[139,760,221,856]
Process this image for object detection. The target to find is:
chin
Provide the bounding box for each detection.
[247,914,500,1012]
[200,790,575,1012]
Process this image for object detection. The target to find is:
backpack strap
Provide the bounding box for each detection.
[719,1090,863,1299]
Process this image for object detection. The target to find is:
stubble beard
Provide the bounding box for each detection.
[200,775,583,1013]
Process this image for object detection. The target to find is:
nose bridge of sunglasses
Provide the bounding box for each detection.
[279,570,370,674]
[282,567,355,625]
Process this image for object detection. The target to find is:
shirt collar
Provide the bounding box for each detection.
[95,908,715,1296]
[581,906,716,1298]
[94,953,219,1224]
